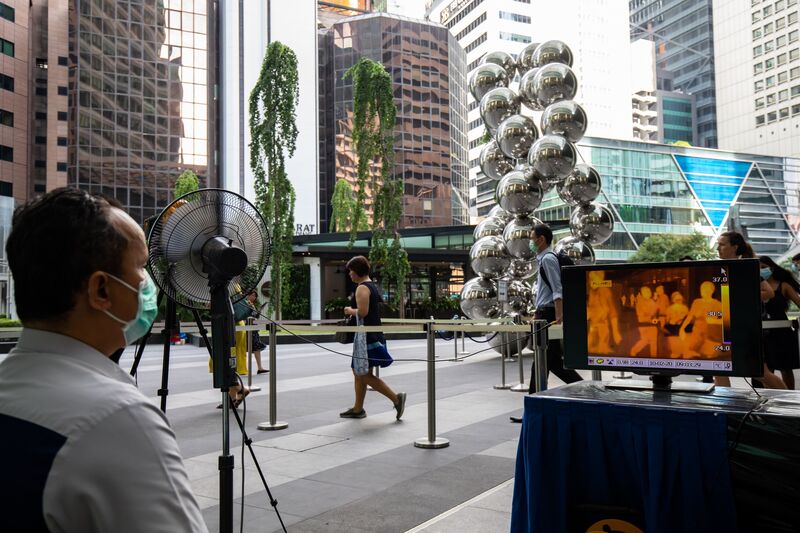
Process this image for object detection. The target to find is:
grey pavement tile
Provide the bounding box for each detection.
[252,431,348,452]
[274,517,374,533]
[468,479,515,514]
[243,477,373,517]
[305,456,430,491]
[477,439,520,459]
[416,505,511,533]
[201,503,304,533]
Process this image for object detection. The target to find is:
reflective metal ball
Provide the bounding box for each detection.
[541,100,588,143]
[528,134,577,180]
[473,215,507,240]
[480,87,520,132]
[470,235,512,279]
[496,171,545,216]
[496,114,539,159]
[481,51,517,77]
[507,258,536,280]
[516,42,541,77]
[479,140,514,181]
[554,236,595,265]
[503,216,537,260]
[531,63,578,107]
[460,277,501,320]
[569,202,615,245]
[469,63,509,103]
[533,40,574,68]
[503,279,533,317]
[488,205,513,223]
[518,68,543,111]
[556,164,602,206]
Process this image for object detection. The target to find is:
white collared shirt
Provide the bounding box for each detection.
[0,329,207,533]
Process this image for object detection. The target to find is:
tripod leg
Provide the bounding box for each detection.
[130,290,165,377]
[158,298,176,413]
[229,400,288,533]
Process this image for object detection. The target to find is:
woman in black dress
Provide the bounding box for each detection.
[759,256,800,389]
[340,255,407,420]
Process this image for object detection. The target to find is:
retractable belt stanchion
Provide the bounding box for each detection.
[494,330,512,390]
[257,322,287,431]
[460,316,469,355]
[591,370,602,381]
[533,319,549,393]
[511,318,528,392]
[414,322,449,449]
[246,318,261,392]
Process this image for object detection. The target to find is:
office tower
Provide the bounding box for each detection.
[713,0,800,158]
[427,0,633,220]
[630,0,718,148]
[319,12,469,229]
[0,0,28,203]
[62,0,214,223]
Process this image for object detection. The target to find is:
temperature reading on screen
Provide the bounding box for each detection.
[712,276,728,283]
[714,344,731,352]
[707,311,722,318]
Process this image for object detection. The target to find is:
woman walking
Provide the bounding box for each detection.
[340,255,406,420]
[759,256,800,389]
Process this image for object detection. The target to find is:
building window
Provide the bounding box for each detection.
[792,84,800,96]
[779,107,790,118]
[791,67,800,79]
[0,145,12,162]
[791,48,799,60]
[57,56,68,66]
[35,87,46,96]
[57,86,67,96]
[465,33,487,54]
[789,11,798,24]
[755,79,765,91]
[0,2,14,22]
[756,97,765,108]
[35,136,46,145]
[767,93,776,104]
[776,0,786,12]
[0,109,12,127]
[763,4,773,16]
[754,28,763,39]
[456,12,487,41]
[753,11,762,23]
[755,62,764,74]
[0,38,14,58]
[33,184,45,193]
[0,181,11,197]
[499,31,531,43]
[764,22,774,35]
[56,162,67,172]
[34,160,46,169]
[0,73,12,91]
[778,52,787,65]
[499,11,531,24]
[36,58,48,69]
[35,111,46,120]
[57,111,67,121]
[777,35,787,48]
[792,104,800,115]
[777,17,786,30]
[790,30,799,42]
[767,110,777,122]
[766,75,776,87]
[754,44,763,57]
[57,137,67,146]
[765,40,775,52]
[766,57,775,69]
[779,88,789,101]
[779,71,788,83]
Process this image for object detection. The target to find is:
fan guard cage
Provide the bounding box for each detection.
[147,188,271,310]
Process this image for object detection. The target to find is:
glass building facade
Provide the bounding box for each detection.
[318,13,469,231]
[630,0,719,148]
[67,0,213,223]
[536,137,800,261]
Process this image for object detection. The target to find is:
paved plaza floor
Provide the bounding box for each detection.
[5,335,784,532]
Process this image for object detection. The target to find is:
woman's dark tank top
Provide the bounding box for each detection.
[764,281,789,320]
[359,281,385,344]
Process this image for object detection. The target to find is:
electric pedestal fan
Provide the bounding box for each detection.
[146,188,281,533]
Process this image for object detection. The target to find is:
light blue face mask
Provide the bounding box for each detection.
[103,272,158,344]
[760,267,772,280]
[792,263,799,273]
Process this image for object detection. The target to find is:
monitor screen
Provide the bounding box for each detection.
[562,259,763,377]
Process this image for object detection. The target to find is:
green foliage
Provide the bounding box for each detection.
[249,41,300,318]
[324,297,349,313]
[344,57,409,308]
[0,318,21,327]
[280,264,310,320]
[174,169,199,198]
[330,179,367,233]
[480,128,492,144]
[628,233,717,263]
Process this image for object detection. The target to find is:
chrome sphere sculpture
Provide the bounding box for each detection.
[528,134,577,182]
[531,63,578,107]
[480,87,520,132]
[487,204,513,224]
[554,235,596,265]
[460,277,501,320]
[541,100,588,143]
[481,51,517,77]
[479,140,515,181]
[569,202,615,245]
[503,216,541,260]
[496,114,539,160]
[518,68,543,111]
[469,63,509,102]
[503,279,533,317]
[473,215,507,240]
[556,163,602,206]
[470,235,512,279]
[516,42,541,76]
[532,40,574,68]
[507,258,536,280]
[496,171,545,216]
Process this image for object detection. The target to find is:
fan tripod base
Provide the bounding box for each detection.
[257,421,288,431]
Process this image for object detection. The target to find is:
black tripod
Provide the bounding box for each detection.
[128,289,286,533]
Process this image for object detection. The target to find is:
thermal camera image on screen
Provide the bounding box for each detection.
[585,265,733,372]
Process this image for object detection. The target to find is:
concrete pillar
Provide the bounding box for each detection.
[304,257,322,320]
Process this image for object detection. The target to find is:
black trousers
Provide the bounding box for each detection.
[528,307,583,394]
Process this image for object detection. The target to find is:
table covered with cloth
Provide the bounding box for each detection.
[510,382,800,533]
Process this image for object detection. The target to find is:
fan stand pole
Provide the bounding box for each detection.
[157,298,178,413]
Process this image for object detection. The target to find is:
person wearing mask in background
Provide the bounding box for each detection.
[715,231,784,388]
[791,253,800,274]
[759,256,800,389]
[0,188,207,532]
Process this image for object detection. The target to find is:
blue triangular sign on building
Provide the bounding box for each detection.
[674,155,752,228]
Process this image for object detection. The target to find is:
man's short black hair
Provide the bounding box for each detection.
[792,253,800,262]
[6,188,129,322]
[532,223,553,245]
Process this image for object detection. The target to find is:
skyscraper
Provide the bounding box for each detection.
[630,0,718,148]
[713,0,800,158]
[319,12,469,229]
[0,0,29,203]
[427,0,633,220]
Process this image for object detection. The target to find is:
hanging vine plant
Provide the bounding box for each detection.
[330,179,367,233]
[249,41,299,318]
[344,57,409,313]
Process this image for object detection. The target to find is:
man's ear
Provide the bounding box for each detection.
[86,271,112,312]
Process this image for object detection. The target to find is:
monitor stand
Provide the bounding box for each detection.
[607,375,715,393]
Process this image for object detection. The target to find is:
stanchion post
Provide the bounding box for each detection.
[591,370,602,381]
[494,330,512,390]
[533,319,549,392]
[511,319,527,392]
[257,321,287,431]
[415,322,449,449]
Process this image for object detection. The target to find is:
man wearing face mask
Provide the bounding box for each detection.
[0,189,207,532]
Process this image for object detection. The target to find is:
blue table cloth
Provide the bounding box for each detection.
[511,389,738,533]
